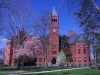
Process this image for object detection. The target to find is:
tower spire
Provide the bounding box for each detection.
[52,7,57,16]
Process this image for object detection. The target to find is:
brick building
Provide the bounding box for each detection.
[68,30,90,66]
[4,7,90,66]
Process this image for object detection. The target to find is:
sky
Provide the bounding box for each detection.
[0,0,82,48]
[1,0,93,58]
[29,0,82,35]
[0,0,88,56]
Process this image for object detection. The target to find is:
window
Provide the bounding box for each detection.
[44,58,45,62]
[79,64,81,66]
[39,58,42,62]
[11,53,12,56]
[54,37,55,40]
[78,57,81,62]
[84,57,86,62]
[83,43,86,46]
[84,64,87,66]
[37,51,44,56]
[7,60,8,63]
[84,49,86,54]
[71,58,73,62]
[52,19,53,22]
[55,19,57,22]
[54,19,55,22]
[78,42,80,46]
[75,49,76,54]
[5,56,6,59]
[52,51,57,54]
[52,44,56,48]
[89,57,90,62]
[78,49,81,54]
[75,57,76,62]
[52,19,57,22]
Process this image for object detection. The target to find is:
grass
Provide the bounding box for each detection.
[27,68,100,75]
[0,66,81,75]
[0,66,99,75]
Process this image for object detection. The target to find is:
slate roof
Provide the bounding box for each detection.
[52,7,58,16]
[76,34,85,42]
[68,33,85,44]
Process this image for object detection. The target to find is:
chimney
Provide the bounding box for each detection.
[68,30,73,37]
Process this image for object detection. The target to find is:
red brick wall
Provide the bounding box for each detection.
[71,41,90,66]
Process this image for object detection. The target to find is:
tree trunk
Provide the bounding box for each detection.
[17,57,20,69]
[44,51,47,70]
[67,62,68,67]
[62,63,63,74]
[94,51,98,70]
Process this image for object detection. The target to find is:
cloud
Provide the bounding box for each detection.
[0,38,7,42]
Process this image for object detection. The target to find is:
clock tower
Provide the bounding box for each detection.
[48,7,59,66]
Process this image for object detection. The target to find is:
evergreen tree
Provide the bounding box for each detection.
[60,35,72,66]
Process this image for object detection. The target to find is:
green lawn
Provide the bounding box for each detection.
[0,66,100,75]
[0,66,81,72]
[27,68,100,75]
[0,66,81,75]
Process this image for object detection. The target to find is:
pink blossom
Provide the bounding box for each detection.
[13,35,42,59]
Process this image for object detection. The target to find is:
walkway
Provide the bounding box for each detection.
[18,67,90,75]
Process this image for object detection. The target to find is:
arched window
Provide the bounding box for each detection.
[52,19,53,22]
[54,19,55,22]
[55,19,57,22]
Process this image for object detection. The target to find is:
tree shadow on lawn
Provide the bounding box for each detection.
[91,67,100,70]
[84,74,100,75]
[0,67,18,71]
[62,72,70,74]
[24,67,44,72]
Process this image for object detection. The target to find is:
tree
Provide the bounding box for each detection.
[60,35,72,66]
[57,50,66,73]
[74,0,100,70]
[0,0,10,36]
[33,11,50,70]
[0,0,34,69]
[0,48,4,59]
[1,0,34,38]
[62,0,100,70]
[62,0,100,12]
[13,35,42,70]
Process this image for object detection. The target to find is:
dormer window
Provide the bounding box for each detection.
[78,42,80,46]
[83,43,86,46]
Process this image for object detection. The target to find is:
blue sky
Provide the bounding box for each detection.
[1,0,92,58]
[0,0,83,53]
[29,0,82,35]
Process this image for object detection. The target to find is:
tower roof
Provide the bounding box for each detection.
[52,7,58,16]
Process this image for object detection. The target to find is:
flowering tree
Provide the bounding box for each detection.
[13,35,42,70]
[57,50,66,73]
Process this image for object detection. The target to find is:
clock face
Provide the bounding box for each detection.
[53,29,56,32]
